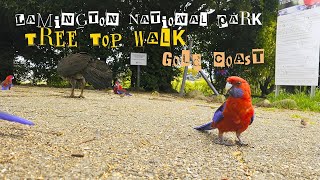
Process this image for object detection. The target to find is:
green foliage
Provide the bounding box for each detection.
[252,2,278,96]
[172,78,214,96]
[252,97,264,105]
[122,79,131,89]
[186,90,207,100]
[207,95,226,104]
[192,0,278,96]
[271,99,298,110]
[254,99,272,107]
[266,90,320,112]
[1,0,204,91]
[46,75,69,88]
[290,114,302,119]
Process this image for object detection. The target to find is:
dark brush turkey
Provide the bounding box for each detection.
[57,52,112,98]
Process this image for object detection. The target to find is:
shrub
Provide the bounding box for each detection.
[255,99,272,107]
[267,90,320,112]
[171,78,215,96]
[207,95,226,103]
[186,90,207,100]
[271,99,298,109]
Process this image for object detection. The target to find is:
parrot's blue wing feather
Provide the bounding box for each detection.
[194,102,226,131]
[212,102,226,124]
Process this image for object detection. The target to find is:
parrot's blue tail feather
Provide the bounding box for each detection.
[0,112,35,126]
[194,122,213,131]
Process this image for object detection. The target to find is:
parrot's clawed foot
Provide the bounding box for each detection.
[78,95,85,98]
[214,138,224,145]
[236,133,248,146]
[215,132,234,146]
[214,137,234,146]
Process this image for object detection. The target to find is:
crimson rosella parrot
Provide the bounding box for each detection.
[195,76,254,146]
[0,75,34,125]
[1,75,14,90]
[113,79,132,96]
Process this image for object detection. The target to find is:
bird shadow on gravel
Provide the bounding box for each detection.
[4,127,63,137]
[61,95,84,99]
[0,132,24,139]
[195,130,251,147]
[195,130,219,141]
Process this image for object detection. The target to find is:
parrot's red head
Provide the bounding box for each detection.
[5,75,14,83]
[225,76,251,100]
[6,75,14,81]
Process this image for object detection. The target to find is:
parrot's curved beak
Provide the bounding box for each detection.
[225,82,232,91]
[225,82,233,96]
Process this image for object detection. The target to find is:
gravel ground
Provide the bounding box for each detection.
[0,86,319,179]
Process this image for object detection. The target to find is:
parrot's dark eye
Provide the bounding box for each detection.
[236,81,241,85]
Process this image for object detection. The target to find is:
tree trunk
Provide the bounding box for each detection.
[259,76,275,97]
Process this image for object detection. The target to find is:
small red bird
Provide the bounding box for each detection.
[1,75,14,90]
[195,76,254,146]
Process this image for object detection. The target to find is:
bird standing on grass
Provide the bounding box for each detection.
[195,76,254,146]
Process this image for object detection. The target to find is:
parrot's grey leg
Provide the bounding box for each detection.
[215,131,234,146]
[215,131,224,145]
[79,79,85,98]
[236,132,248,146]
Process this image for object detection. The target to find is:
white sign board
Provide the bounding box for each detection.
[275,6,320,86]
[130,53,147,66]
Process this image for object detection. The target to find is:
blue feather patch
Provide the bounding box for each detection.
[194,102,226,131]
[212,102,226,124]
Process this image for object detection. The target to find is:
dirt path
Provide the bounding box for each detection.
[0,86,319,179]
